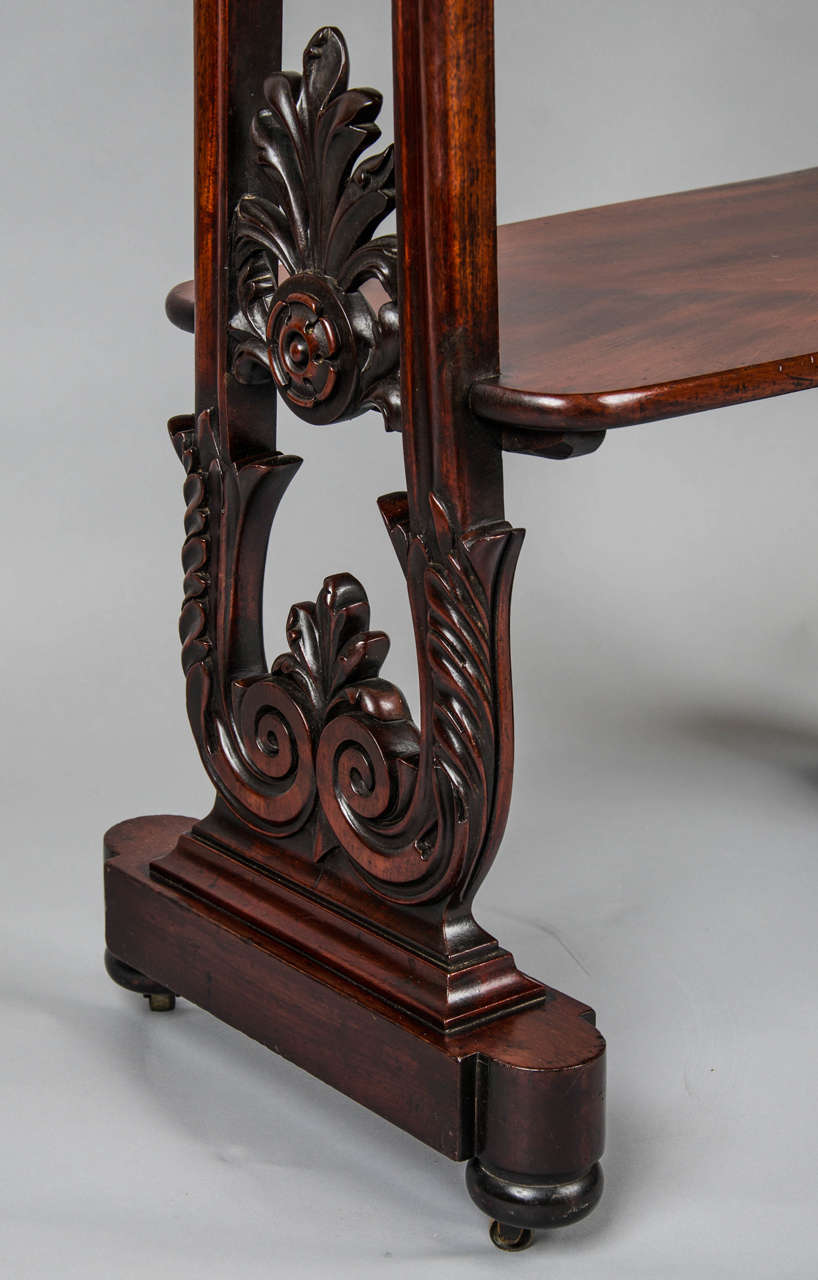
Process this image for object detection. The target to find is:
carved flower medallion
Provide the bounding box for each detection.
[229,27,400,429]
[265,276,356,421]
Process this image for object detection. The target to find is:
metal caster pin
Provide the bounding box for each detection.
[489,1221,535,1252]
[146,992,176,1012]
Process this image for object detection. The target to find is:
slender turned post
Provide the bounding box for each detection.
[391,0,504,537]
[194,0,282,459]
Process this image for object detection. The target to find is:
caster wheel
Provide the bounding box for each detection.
[105,951,176,1010]
[146,992,176,1012]
[489,1221,535,1252]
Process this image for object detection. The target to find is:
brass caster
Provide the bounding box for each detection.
[146,992,176,1012]
[489,1221,535,1252]
[105,951,176,1011]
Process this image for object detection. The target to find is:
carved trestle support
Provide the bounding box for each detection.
[164,29,540,969]
[103,21,605,1248]
[173,403,525,903]
[167,406,535,962]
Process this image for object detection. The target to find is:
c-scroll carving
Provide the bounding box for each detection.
[229,26,400,429]
[315,493,523,906]
[172,28,522,920]
[171,408,400,852]
[171,409,522,911]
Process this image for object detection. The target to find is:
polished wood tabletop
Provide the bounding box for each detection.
[168,168,818,437]
[474,167,818,432]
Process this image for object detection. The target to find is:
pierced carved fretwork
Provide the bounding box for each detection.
[170,407,522,912]
[107,5,607,1234]
[229,27,400,429]
[171,409,393,852]
[170,28,523,929]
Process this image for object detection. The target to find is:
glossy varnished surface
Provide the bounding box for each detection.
[105,815,605,1175]
[111,1,608,1245]
[172,169,818,436]
[165,279,194,333]
[473,168,818,431]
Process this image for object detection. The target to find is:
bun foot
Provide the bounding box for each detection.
[105,948,177,1010]
[467,1159,603,1237]
[489,1221,535,1251]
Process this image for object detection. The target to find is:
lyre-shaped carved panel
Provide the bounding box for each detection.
[171,30,526,963]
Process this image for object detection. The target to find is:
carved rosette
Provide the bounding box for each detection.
[229,27,400,429]
[170,29,522,913]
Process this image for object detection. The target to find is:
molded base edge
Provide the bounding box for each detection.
[103,813,605,1213]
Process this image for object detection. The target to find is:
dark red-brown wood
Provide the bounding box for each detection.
[173,166,818,437]
[106,0,610,1251]
[107,0,818,1252]
[106,816,605,1211]
[391,0,504,535]
[195,0,282,459]
[476,167,818,431]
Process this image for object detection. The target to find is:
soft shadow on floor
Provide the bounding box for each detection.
[1,950,466,1224]
[660,704,818,789]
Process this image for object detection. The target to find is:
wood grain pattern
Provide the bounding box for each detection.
[107,1,609,1247]
[474,167,818,431]
[157,27,550,1033]
[173,167,818,435]
[106,816,605,1199]
[391,0,504,533]
[195,0,283,460]
[163,397,544,1026]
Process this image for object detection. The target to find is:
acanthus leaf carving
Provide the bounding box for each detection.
[171,29,521,916]
[170,409,413,857]
[229,27,400,429]
[171,408,521,907]
[272,574,392,708]
[314,493,524,906]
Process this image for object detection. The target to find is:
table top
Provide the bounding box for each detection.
[167,167,818,439]
[473,168,818,433]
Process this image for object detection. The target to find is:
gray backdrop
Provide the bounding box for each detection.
[3,2,817,1276]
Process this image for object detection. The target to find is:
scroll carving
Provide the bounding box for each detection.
[172,29,522,919]
[316,494,523,905]
[229,27,400,429]
[171,409,398,849]
[171,407,522,909]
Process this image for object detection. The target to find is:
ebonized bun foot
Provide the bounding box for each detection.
[467,1158,604,1234]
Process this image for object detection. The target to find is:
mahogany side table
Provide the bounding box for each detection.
[103,0,818,1251]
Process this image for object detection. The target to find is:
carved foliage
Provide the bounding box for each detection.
[316,494,523,905]
[174,26,519,910]
[171,412,521,907]
[229,27,399,428]
[171,415,213,683]
[170,410,402,850]
[273,575,391,710]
